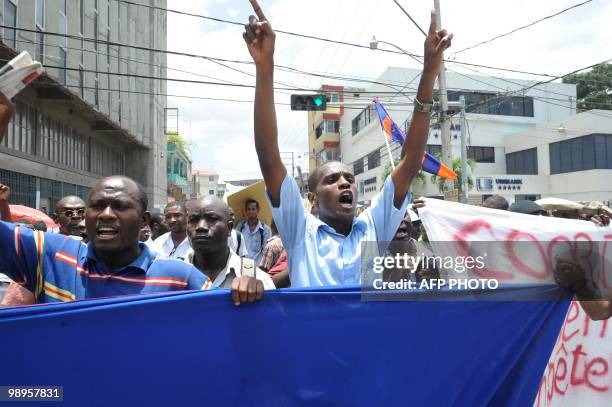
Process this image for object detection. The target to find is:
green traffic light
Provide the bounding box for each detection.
[314,97,324,107]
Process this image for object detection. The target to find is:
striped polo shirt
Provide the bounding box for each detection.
[0,220,210,303]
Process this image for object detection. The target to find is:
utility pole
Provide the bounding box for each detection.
[459,96,468,204]
[434,0,453,192]
[280,151,296,180]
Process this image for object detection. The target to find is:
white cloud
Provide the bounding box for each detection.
[167,0,612,180]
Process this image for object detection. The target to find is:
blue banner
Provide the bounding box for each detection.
[0,286,569,406]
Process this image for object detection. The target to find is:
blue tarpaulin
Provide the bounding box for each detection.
[0,286,570,406]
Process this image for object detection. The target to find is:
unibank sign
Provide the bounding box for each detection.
[495,179,523,185]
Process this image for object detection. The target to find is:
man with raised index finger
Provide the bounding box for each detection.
[243,0,453,287]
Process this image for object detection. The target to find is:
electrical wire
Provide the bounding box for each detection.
[450,0,594,57]
[109,0,557,78]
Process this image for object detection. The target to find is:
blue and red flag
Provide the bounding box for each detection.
[373,98,457,180]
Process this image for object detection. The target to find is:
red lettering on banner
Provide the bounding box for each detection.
[536,303,611,407]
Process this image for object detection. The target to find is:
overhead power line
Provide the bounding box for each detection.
[392,0,427,36]
[450,0,594,56]
[109,1,556,78]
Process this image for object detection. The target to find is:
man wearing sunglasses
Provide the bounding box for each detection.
[56,196,87,237]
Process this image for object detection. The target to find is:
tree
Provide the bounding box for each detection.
[167,132,188,156]
[430,156,476,196]
[381,160,426,191]
[562,63,612,111]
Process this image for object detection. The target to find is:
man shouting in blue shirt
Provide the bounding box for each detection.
[242,0,453,287]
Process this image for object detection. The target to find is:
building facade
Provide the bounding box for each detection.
[0,0,167,213]
[193,168,226,199]
[307,67,608,205]
[167,141,191,201]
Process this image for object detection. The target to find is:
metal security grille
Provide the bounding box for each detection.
[0,169,36,208]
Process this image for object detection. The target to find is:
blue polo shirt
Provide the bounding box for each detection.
[268,174,411,287]
[0,220,209,303]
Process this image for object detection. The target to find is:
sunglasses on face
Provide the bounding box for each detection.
[62,209,86,218]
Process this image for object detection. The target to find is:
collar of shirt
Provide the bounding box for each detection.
[86,242,154,275]
[311,215,368,237]
[243,220,264,233]
[184,248,240,288]
[162,232,190,250]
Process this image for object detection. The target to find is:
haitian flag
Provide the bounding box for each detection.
[373,98,457,180]
[0,286,569,406]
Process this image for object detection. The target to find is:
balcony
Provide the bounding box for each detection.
[314,131,340,153]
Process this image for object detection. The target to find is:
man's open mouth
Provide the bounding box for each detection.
[96,226,119,239]
[339,191,353,206]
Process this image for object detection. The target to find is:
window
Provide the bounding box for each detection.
[118,78,122,124]
[79,0,84,65]
[367,150,380,170]
[94,76,99,109]
[94,1,99,108]
[354,158,364,175]
[315,123,323,139]
[35,0,45,63]
[468,146,495,163]
[352,105,374,136]
[59,48,67,85]
[36,0,45,27]
[58,0,67,85]
[3,0,17,49]
[549,134,612,174]
[328,92,339,103]
[2,101,36,155]
[209,176,215,181]
[209,190,215,195]
[79,67,84,98]
[506,148,537,175]
[448,91,534,117]
[426,144,441,157]
[324,120,339,133]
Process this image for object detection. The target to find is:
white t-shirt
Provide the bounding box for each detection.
[150,232,192,261]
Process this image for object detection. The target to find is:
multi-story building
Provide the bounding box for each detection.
[193,168,226,199]
[0,0,167,213]
[308,67,609,205]
[167,141,191,201]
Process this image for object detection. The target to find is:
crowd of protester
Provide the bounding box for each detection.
[0,0,610,323]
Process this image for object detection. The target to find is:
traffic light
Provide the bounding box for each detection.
[290,94,327,111]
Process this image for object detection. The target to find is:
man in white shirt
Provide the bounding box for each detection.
[150,201,191,261]
[185,196,274,304]
[228,207,248,256]
[236,198,271,265]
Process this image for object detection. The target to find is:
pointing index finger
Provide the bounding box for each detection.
[249,0,267,21]
[428,9,437,36]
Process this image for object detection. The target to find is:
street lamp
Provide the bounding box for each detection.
[369,36,422,65]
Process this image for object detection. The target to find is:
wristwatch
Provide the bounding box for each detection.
[413,97,434,113]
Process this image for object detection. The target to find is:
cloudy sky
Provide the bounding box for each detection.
[166,0,612,181]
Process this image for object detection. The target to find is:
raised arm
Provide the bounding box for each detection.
[391,11,453,208]
[243,0,286,206]
[0,92,15,144]
[0,183,11,221]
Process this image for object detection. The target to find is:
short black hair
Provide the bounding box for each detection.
[482,195,509,211]
[149,212,165,227]
[307,161,350,193]
[92,176,148,213]
[245,198,259,210]
[308,167,321,192]
[165,200,186,214]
